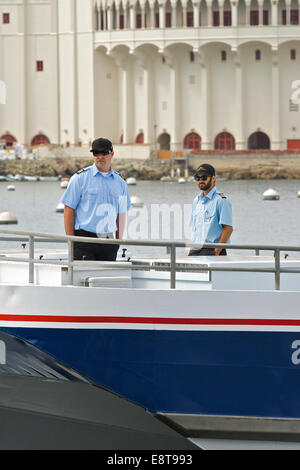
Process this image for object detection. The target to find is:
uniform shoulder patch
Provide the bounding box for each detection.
[76,168,86,174]
[219,193,227,199]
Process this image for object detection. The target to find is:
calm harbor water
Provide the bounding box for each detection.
[1,178,300,255]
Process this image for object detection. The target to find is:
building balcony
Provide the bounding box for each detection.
[94,24,300,50]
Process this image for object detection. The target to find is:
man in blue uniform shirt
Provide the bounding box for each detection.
[61,137,131,261]
[189,163,233,256]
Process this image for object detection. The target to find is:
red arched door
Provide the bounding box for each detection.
[158,133,171,150]
[215,132,235,150]
[136,132,144,144]
[184,132,201,151]
[31,134,50,147]
[248,132,270,149]
[1,134,17,147]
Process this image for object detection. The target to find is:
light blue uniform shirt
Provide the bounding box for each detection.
[61,164,131,234]
[189,186,232,244]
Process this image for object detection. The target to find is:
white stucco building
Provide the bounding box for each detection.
[0,0,300,156]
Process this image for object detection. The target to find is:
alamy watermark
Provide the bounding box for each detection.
[125,203,193,240]
[95,200,193,242]
[0,80,6,105]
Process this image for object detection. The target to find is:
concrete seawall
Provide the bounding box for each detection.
[1,154,300,180]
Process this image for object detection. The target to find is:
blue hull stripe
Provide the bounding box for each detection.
[1,327,300,418]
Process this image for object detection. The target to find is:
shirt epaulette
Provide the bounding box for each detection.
[219,193,227,198]
[76,168,88,174]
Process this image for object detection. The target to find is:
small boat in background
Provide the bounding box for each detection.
[23,175,39,182]
[6,174,24,182]
[39,176,60,182]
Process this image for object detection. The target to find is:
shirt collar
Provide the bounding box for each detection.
[92,163,114,178]
[198,186,216,201]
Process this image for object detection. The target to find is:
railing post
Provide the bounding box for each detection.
[67,238,74,285]
[170,244,176,289]
[274,248,280,290]
[29,235,34,284]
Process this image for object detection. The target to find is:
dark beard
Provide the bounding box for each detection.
[199,177,212,192]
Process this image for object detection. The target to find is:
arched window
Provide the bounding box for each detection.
[291,0,299,24]
[158,132,171,150]
[0,134,16,147]
[136,132,144,144]
[250,0,259,24]
[223,0,232,25]
[215,132,235,150]
[248,131,270,149]
[184,132,201,151]
[31,134,50,147]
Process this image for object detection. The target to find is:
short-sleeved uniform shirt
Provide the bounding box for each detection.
[61,164,131,234]
[189,186,232,244]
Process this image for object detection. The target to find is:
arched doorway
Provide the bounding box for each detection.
[136,132,144,144]
[214,132,235,150]
[158,132,171,150]
[0,134,17,147]
[184,132,201,151]
[31,134,50,147]
[248,131,270,149]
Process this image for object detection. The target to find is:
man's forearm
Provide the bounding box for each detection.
[64,206,75,235]
[116,213,126,239]
[215,225,233,255]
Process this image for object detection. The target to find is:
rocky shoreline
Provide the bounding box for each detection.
[1,155,300,180]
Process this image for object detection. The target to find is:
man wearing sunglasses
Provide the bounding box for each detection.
[61,137,131,261]
[189,163,233,256]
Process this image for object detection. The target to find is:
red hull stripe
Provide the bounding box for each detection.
[0,314,299,326]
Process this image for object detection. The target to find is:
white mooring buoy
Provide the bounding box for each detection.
[178,177,186,184]
[56,202,64,213]
[297,191,300,198]
[60,179,69,189]
[263,188,280,200]
[7,185,15,191]
[0,210,18,224]
[130,196,144,208]
[126,177,137,186]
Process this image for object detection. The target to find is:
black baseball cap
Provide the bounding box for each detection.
[195,164,215,176]
[90,138,113,153]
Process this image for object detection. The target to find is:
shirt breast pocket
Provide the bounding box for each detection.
[87,189,98,197]
[204,209,216,222]
[87,190,98,200]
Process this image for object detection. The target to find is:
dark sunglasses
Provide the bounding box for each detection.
[92,150,111,156]
[194,174,209,181]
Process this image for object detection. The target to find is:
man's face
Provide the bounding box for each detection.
[195,174,215,192]
[93,149,114,172]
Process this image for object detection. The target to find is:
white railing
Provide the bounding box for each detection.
[1,229,300,290]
